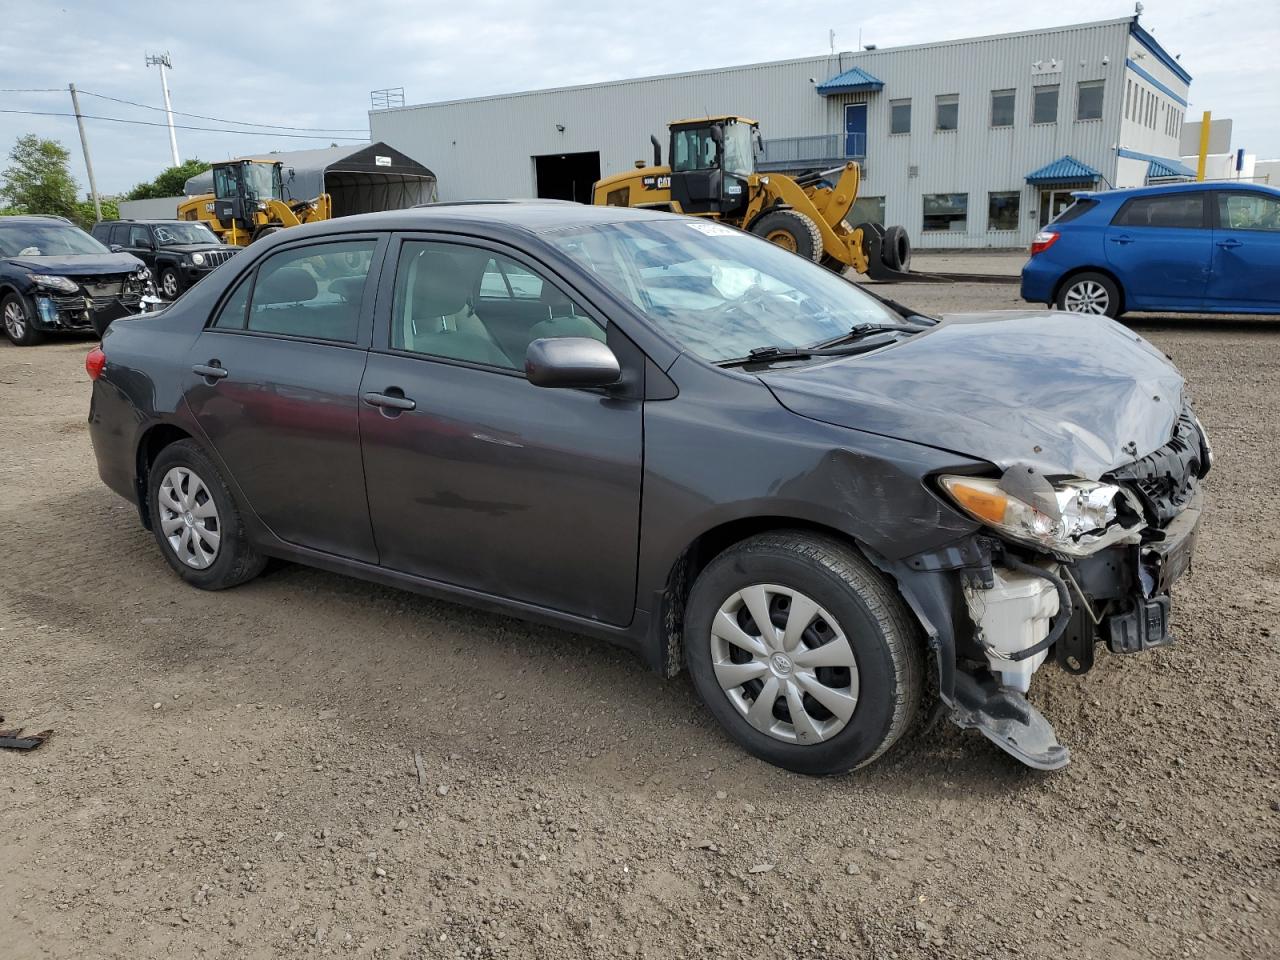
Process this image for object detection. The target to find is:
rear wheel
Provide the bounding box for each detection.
[1056,271,1122,318]
[2,292,42,346]
[147,440,266,590]
[684,532,923,775]
[750,210,822,263]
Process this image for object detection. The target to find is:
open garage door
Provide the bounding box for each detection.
[533,152,600,203]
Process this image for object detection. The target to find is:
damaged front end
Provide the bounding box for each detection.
[880,406,1210,771]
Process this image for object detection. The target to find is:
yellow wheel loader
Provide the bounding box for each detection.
[177,159,332,246]
[593,116,912,278]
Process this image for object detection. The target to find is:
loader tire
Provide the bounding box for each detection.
[881,225,911,272]
[751,210,823,263]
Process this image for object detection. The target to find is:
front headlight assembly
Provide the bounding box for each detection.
[30,274,79,294]
[189,252,205,266]
[940,474,1144,558]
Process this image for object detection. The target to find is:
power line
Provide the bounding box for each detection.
[78,89,370,133]
[0,88,65,93]
[0,108,368,140]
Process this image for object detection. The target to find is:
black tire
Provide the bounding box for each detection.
[251,225,283,243]
[880,224,912,272]
[2,291,43,346]
[158,266,183,301]
[684,532,923,776]
[750,209,823,263]
[146,439,266,590]
[1055,271,1123,318]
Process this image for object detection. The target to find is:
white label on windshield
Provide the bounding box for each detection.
[686,222,738,238]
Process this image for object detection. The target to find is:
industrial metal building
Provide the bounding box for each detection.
[369,15,1193,248]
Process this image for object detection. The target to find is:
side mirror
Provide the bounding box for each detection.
[109,244,124,253]
[525,337,620,389]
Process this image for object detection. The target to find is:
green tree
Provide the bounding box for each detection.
[125,158,211,200]
[0,134,79,220]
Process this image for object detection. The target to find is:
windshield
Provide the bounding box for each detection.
[721,123,756,176]
[153,223,220,246]
[242,162,283,201]
[546,218,899,363]
[0,222,108,257]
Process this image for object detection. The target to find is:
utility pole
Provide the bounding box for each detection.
[1196,109,1211,182]
[146,52,180,167]
[67,83,102,222]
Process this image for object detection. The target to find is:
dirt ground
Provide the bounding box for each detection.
[1,286,1276,960]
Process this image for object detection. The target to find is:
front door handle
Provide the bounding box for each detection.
[1109,235,1135,245]
[362,390,416,412]
[1216,238,1243,249]
[192,362,228,380]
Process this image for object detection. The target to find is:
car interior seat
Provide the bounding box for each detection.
[402,249,511,367]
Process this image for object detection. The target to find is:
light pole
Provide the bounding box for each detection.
[146,52,180,167]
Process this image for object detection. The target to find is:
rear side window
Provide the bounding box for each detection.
[243,240,376,343]
[109,224,130,246]
[1112,194,1206,229]
[1050,198,1099,225]
[90,223,110,242]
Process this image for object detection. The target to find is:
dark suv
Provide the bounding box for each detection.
[0,215,150,345]
[91,220,239,300]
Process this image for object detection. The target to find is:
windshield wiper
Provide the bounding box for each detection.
[810,321,929,349]
[717,335,900,368]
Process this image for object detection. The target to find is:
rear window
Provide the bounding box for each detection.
[1112,193,1206,229]
[1050,198,1098,225]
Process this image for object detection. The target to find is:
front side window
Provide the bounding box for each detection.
[392,241,602,371]
[212,164,240,200]
[923,193,969,232]
[0,222,108,257]
[988,192,1021,230]
[1218,192,1280,232]
[545,219,901,364]
[1112,194,1206,229]
[935,94,959,131]
[991,90,1015,127]
[1033,85,1059,124]
[235,239,376,342]
[890,99,911,135]
[128,225,152,247]
[1077,80,1104,121]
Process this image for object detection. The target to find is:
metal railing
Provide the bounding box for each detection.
[758,133,865,172]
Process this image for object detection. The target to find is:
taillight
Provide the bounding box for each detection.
[85,346,106,381]
[1030,230,1060,255]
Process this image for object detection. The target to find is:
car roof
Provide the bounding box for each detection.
[0,214,76,225]
[271,200,677,239]
[1072,181,1280,202]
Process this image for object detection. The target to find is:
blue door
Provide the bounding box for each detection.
[844,104,867,158]
[1207,189,1280,310]
[1104,191,1212,309]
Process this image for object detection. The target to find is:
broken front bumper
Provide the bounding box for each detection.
[34,292,144,336]
[880,490,1203,771]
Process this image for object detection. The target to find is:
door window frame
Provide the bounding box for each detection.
[202,232,389,350]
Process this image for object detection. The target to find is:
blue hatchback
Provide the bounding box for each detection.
[1021,182,1280,317]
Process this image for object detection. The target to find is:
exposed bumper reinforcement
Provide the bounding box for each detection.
[950,669,1070,771]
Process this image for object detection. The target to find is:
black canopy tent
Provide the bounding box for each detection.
[184,142,436,217]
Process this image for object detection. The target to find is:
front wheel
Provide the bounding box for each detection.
[684,532,923,775]
[2,292,43,346]
[749,209,823,263]
[1056,272,1123,318]
[158,266,182,300]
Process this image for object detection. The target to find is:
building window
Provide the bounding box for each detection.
[1077,80,1104,121]
[990,89,1015,127]
[849,196,886,225]
[988,192,1021,231]
[1125,79,1132,119]
[890,99,911,135]
[935,94,959,131]
[923,193,968,232]
[1032,85,1058,124]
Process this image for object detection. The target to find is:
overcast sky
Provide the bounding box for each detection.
[1,0,1275,197]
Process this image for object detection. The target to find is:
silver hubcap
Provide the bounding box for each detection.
[1063,280,1110,314]
[161,272,179,298]
[158,467,220,569]
[4,301,26,339]
[711,584,859,744]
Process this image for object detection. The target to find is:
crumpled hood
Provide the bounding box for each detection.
[9,253,144,275]
[760,311,1186,480]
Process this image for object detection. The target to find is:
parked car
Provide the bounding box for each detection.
[1022,181,1280,317]
[0,215,151,345]
[87,203,1210,774]
[90,219,240,300]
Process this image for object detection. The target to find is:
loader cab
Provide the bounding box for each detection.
[668,116,758,216]
[211,160,284,225]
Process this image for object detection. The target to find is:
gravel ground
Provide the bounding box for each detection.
[1,288,1276,959]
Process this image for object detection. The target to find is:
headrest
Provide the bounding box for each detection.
[257,265,317,305]
[411,250,474,318]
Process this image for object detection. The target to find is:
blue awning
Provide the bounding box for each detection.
[1026,155,1102,185]
[1146,157,1195,180]
[815,66,884,96]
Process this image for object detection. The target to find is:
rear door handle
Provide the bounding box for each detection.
[1109,235,1135,245]
[1216,238,1243,249]
[362,390,416,411]
[192,362,228,380]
